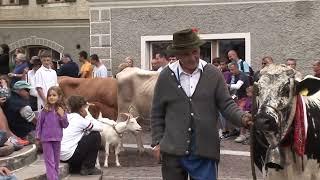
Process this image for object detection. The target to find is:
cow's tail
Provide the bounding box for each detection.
[250,125,257,180]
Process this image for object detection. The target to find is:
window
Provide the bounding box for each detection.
[36,0,75,4]
[1,0,28,5]
[141,33,250,70]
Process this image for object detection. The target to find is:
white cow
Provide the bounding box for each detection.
[116,67,159,152]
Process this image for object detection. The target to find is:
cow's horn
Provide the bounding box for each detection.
[120,113,132,121]
[265,146,285,170]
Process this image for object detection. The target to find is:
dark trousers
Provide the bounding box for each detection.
[161,153,194,180]
[66,131,101,172]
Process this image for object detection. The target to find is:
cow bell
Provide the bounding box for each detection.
[265,146,285,170]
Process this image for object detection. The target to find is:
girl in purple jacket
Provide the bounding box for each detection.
[36,86,69,180]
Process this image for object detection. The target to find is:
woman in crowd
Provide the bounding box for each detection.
[8,53,29,87]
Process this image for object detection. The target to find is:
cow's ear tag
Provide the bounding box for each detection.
[299,88,309,96]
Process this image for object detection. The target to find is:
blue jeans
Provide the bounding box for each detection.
[0,175,17,180]
[0,131,7,147]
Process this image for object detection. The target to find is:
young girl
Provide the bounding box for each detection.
[36,86,69,180]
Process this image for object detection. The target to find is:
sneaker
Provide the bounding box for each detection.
[242,136,251,145]
[16,137,29,146]
[80,167,102,176]
[220,131,230,140]
[8,137,23,151]
[228,129,240,137]
[235,135,247,143]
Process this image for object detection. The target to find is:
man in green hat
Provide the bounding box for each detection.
[3,81,36,138]
[151,28,253,180]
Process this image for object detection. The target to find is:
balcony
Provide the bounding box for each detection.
[0,0,28,6]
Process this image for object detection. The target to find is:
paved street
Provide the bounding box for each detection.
[98,131,263,180]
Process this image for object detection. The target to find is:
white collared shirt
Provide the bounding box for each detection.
[34,65,58,106]
[169,59,207,97]
[93,64,108,78]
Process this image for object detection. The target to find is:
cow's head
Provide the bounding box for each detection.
[254,64,299,169]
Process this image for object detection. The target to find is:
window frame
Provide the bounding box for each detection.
[141,33,251,70]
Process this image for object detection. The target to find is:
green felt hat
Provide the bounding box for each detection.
[167,28,205,55]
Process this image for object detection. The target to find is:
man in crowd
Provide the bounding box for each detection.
[3,81,36,138]
[253,56,274,82]
[34,50,58,108]
[168,55,177,64]
[151,29,253,180]
[90,54,108,78]
[57,53,79,78]
[313,59,320,78]
[286,58,303,80]
[79,51,93,78]
[228,62,250,143]
[227,49,250,75]
[151,58,161,71]
[156,52,170,72]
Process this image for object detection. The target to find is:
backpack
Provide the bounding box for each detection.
[240,60,254,85]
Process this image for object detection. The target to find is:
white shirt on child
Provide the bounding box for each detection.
[34,65,58,107]
[93,65,108,78]
[60,113,103,161]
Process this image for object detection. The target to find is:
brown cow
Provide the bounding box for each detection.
[58,77,118,120]
[116,67,159,152]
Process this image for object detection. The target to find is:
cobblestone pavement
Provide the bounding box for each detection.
[100,131,263,180]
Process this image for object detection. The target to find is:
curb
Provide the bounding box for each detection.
[0,144,37,171]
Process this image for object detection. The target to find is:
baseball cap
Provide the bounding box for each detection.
[13,81,33,90]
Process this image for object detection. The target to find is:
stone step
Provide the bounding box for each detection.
[63,174,102,180]
[0,144,37,171]
[13,155,69,180]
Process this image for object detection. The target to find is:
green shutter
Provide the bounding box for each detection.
[19,0,29,5]
[36,0,47,4]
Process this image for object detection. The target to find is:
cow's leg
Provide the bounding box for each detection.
[115,144,121,167]
[135,132,145,153]
[103,143,110,168]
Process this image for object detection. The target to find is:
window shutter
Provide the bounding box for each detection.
[36,0,47,4]
[19,0,29,5]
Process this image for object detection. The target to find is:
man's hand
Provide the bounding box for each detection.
[57,107,65,117]
[0,167,11,176]
[7,73,14,78]
[152,145,161,163]
[241,113,253,129]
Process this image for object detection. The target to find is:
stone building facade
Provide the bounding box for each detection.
[87,0,320,75]
[0,0,90,63]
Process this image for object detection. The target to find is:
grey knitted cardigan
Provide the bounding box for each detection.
[151,63,245,161]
